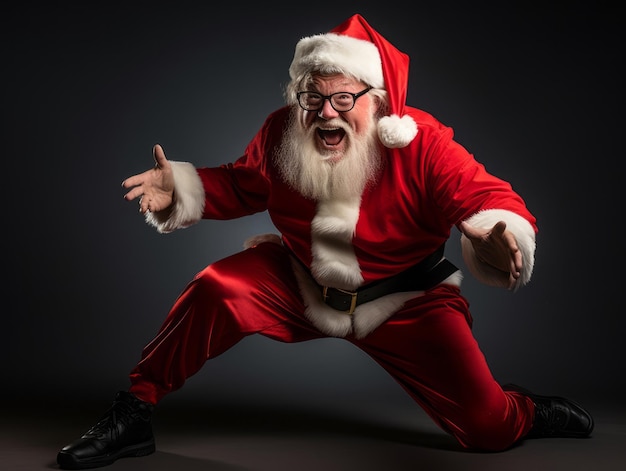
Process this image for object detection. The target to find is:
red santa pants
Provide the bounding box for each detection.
[129,241,534,451]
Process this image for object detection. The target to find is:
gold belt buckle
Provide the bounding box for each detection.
[323,286,358,315]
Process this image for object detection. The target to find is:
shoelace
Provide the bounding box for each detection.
[85,401,135,439]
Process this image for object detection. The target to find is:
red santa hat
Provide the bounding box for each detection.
[289,14,418,148]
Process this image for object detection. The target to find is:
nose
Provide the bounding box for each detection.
[317,98,339,120]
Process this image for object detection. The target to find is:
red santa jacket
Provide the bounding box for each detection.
[145,106,538,337]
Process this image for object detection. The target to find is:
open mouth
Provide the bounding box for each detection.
[317,128,345,146]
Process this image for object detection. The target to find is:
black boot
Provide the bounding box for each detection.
[57,391,155,469]
[503,384,594,439]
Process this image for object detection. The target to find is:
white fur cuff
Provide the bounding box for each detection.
[145,161,205,233]
[460,209,536,290]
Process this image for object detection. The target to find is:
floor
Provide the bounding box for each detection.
[3,395,625,471]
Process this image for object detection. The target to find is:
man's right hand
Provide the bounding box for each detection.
[122,144,175,214]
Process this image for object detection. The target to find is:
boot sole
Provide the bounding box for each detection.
[57,439,156,470]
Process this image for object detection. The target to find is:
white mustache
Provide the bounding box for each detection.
[316,118,349,132]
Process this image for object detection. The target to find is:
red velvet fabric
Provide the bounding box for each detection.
[129,241,533,451]
[196,106,537,283]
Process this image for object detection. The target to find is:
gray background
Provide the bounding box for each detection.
[4,2,623,412]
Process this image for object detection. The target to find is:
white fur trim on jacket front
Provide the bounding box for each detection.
[460,209,536,291]
[145,161,205,233]
[310,198,363,290]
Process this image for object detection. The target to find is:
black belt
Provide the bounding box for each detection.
[320,245,458,314]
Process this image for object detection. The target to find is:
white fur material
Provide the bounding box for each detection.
[145,161,205,233]
[292,258,353,337]
[460,209,536,290]
[289,33,384,88]
[310,198,363,290]
[377,114,418,148]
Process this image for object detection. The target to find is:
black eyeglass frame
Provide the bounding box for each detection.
[296,86,373,112]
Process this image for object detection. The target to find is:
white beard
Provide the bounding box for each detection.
[274,106,384,290]
[274,108,383,201]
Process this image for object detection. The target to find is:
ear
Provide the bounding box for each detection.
[371,94,386,117]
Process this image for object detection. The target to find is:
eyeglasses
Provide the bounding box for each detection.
[296,86,372,112]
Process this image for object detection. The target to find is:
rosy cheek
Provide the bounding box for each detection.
[354,116,371,136]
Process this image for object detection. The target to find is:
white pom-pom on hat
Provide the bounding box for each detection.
[378,114,419,148]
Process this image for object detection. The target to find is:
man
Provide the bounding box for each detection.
[57,14,593,470]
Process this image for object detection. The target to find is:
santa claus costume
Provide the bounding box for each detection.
[129,14,539,451]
